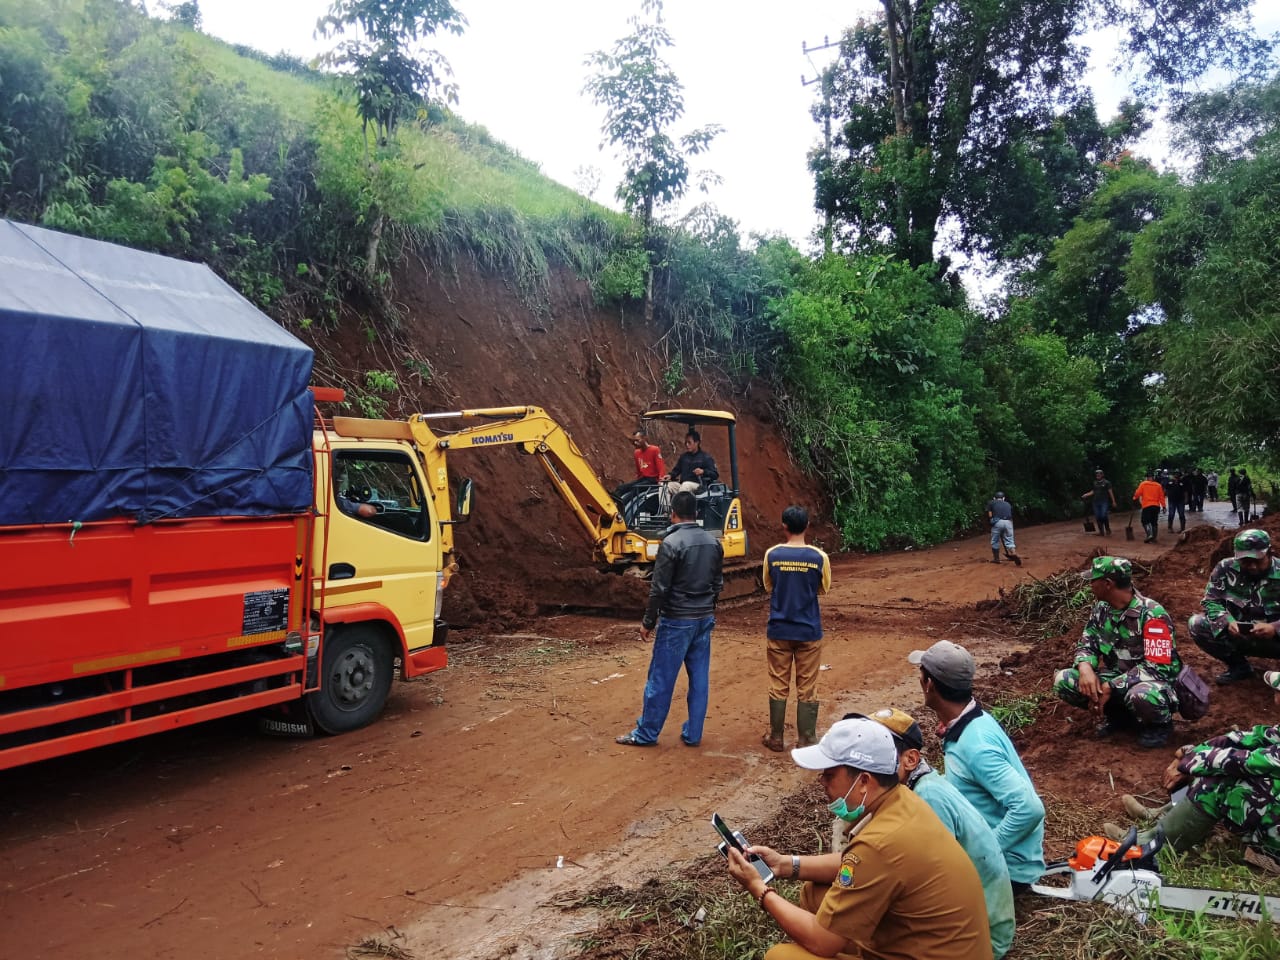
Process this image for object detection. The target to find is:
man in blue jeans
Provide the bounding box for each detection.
[616,490,724,747]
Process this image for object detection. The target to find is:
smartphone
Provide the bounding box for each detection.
[1237,621,1260,633]
[711,813,775,884]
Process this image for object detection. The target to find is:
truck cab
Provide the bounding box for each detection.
[304,416,461,734]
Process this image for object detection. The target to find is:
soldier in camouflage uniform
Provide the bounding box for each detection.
[1190,529,1280,685]
[1104,671,1280,864]
[1054,556,1181,748]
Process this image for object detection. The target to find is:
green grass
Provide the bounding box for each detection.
[5,0,631,316]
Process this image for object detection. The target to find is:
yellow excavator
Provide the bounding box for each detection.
[328,405,747,576]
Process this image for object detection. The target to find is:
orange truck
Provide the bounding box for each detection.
[0,221,465,770]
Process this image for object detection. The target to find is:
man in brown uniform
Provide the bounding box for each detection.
[724,717,993,960]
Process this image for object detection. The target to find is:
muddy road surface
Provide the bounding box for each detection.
[0,505,1234,958]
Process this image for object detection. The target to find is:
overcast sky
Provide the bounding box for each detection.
[195,1,1277,253]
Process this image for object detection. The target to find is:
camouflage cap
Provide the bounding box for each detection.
[1088,556,1132,581]
[1234,529,1272,559]
[845,708,924,751]
[1265,671,1280,691]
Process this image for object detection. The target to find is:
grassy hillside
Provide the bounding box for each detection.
[0,0,626,317]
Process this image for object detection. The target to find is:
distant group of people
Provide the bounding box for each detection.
[1076,465,1255,545]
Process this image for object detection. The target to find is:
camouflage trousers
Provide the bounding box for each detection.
[1053,668,1178,725]
[1189,613,1280,664]
[1189,775,1280,852]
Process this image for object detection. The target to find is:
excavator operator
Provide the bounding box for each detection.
[663,430,718,500]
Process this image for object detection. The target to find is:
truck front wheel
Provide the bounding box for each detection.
[307,624,395,734]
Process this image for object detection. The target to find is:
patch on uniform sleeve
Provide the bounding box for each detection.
[1143,618,1173,664]
[837,862,855,887]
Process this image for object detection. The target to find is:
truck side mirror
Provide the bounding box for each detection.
[456,477,474,519]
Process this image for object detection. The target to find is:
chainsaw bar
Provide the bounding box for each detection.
[1153,885,1280,921]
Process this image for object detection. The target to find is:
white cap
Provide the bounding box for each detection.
[791,718,898,774]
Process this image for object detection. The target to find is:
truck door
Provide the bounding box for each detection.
[324,449,441,651]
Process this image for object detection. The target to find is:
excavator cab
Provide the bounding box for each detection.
[633,409,746,560]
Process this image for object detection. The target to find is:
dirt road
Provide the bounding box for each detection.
[0,505,1233,958]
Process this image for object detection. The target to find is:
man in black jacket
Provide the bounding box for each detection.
[663,430,719,499]
[616,491,724,747]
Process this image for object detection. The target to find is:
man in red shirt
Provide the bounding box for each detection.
[613,429,666,513]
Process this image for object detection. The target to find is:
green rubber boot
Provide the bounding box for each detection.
[762,699,787,752]
[1135,799,1218,851]
[797,701,820,747]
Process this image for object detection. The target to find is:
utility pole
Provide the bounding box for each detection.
[802,36,839,256]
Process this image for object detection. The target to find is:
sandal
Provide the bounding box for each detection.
[615,733,656,747]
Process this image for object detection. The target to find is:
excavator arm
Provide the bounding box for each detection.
[406,406,644,567]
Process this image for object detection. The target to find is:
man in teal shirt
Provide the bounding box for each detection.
[855,708,1015,959]
[910,640,1047,891]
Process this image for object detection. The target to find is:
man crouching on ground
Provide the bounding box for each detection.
[723,717,992,960]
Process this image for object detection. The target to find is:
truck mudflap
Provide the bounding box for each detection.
[405,626,448,679]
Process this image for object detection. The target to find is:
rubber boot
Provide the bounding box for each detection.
[1146,798,1218,852]
[1122,795,1171,822]
[991,549,1001,564]
[1103,799,1216,848]
[1006,551,1023,567]
[762,699,786,753]
[796,701,820,747]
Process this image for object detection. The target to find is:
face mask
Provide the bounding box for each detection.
[828,776,869,823]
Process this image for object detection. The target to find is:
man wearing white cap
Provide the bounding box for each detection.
[723,717,992,960]
[911,640,1046,892]
[855,708,1015,959]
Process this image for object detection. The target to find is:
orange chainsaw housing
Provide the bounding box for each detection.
[1069,836,1146,872]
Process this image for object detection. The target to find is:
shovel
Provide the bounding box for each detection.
[1125,513,1136,541]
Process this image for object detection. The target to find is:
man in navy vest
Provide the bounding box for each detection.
[761,505,831,751]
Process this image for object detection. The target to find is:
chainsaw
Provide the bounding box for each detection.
[1032,826,1280,922]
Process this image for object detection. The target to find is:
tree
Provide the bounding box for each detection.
[584,0,721,323]
[316,0,466,149]
[315,0,467,291]
[815,0,1271,268]
[770,254,988,547]
[1128,91,1280,453]
[162,1,202,30]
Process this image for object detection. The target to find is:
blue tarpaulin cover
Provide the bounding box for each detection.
[0,220,315,525]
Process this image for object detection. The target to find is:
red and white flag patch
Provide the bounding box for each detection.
[1143,619,1173,664]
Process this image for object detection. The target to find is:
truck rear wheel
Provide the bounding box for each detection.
[307,624,394,734]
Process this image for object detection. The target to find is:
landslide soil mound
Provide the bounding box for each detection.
[303,260,835,629]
